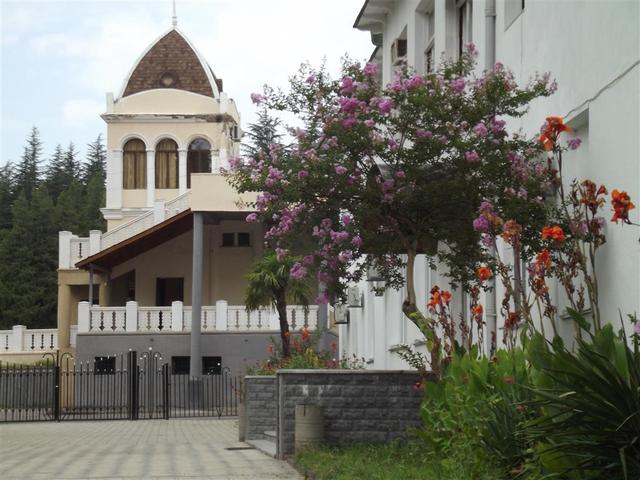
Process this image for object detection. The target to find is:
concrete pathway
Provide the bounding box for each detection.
[0,418,301,480]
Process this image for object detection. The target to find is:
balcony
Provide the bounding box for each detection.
[77,301,318,334]
[0,326,61,353]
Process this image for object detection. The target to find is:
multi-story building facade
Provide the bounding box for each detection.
[342,0,639,369]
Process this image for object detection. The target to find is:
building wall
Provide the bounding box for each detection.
[347,0,640,367]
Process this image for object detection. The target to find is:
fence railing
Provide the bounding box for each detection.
[78,301,319,334]
[0,327,58,353]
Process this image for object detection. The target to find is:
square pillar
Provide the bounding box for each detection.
[58,231,72,269]
[11,325,25,352]
[171,301,184,331]
[215,300,228,331]
[89,230,102,255]
[125,301,138,332]
[78,302,91,333]
[146,149,155,207]
[190,212,204,378]
[178,148,188,194]
[106,149,123,210]
[153,200,165,225]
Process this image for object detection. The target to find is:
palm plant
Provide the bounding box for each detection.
[245,251,311,357]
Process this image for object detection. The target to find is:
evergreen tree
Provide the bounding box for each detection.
[82,134,107,232]
[55,179,86,234]
[14,126,43,200]
[241,109,284,160]
[83,134,106,184]
[44,144,66,201]
[0,189,58,328]
[0,163,15,230]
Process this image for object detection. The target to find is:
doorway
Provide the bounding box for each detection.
[156,277,184,306]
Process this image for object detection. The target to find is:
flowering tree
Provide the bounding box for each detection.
[229,47,556,376]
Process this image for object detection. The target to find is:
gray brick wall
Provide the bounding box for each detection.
[275,370,424,458]
[245,376,277,439]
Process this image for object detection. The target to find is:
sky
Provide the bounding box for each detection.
[0,0,373,166]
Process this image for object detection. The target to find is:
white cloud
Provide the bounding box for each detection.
[62,98,104,127]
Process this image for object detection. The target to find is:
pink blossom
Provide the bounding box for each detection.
[473,216,490,233]
[295,128,307,140]
[341,76,355,94]
[491,117,506,134]
[298,170,309,179]
[405,74,426,89]
[567,138,582,150]
[472,122,488,137]
[341,214,352,226]
[250,93,265,105]
[338,251,353,263]
[634,321,640,336]
[363,62,378,76]
[330,230,350,244]
[351,235,363,248]
[342,117,357,129]
[246,213,258,223]
[315,292,330,304]
[378,98,394,114]
[302,255,314,266]
[388,139,400,151]
[450,78,466,93]
[317,272,332,283]
[364,119,375,128]
[395,170,406,179]
[335,165,348,175]
[416,129,433,139]
[275,248,288,262]
[290,263,308,280]
[465,151,480,162]
[305,74,316,83]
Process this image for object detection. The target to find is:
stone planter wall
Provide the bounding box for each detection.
[244,375,278,440]
[275,370,425,458]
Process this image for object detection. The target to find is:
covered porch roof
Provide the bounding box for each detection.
[75,209,252,271]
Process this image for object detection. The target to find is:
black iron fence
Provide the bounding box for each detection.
[0,351,239,423]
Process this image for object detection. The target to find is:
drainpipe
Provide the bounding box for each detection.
[485,0,498,355]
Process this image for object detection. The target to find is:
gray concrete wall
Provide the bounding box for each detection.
[275,370,424,458]
[245,376,277,439]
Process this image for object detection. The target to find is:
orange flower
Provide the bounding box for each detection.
[472,304,483,317]
[538,116,572,151]
[542,225,565,242]
[301,327,311,342]
[476,266,493,282]
[267,344,274,354]
[611,189,635,224]
[441,290,452,305]
[427,286,441,310]
[535,249,552,270]
[501,219,522,244]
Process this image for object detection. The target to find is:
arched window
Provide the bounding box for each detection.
[155,139,178,189]
[123,139,146,189]
[187,138,211,188]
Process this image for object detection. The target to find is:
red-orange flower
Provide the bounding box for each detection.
[301,327,311,342]
[535,249,552,270]
[538,116,572,151]
[472,304,483,317]
[441,290,452,305]
[427,286,452,311]
[501,219,522,244]
[476,266,493,282]
[267,344,274,354]
[611,189,635,224]
[542,225,566,242]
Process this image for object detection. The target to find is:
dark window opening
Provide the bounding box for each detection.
[123,139,146,189]
[156,278,184,306]
[172,356,222,375]
[94,356,116,374]
[187,138,212,188]
[237,232,251,247]
[222,232,235,247]
[172,356,190,375]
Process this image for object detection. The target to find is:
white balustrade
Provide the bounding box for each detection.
[0,326,58,353]
[138,307,172,332]
[101,210,154,249]
[89,306,127,332]
[226,306,273,332]
[286,305,319,331]
[69,238,90,263]
[164,191,191,218]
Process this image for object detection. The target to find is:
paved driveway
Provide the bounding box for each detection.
[0,418,301,479]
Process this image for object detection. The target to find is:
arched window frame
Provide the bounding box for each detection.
[187,138,212,188]
[155,138,179,189]
[122,139,147,189]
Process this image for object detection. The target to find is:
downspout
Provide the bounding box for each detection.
[485,0,497,355]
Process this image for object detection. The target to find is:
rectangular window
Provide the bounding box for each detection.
[457,0,472,58]
[171,356,190,375]
[222,232,235,247]
[94,356,116,374]
[424,42,434,73]
[237,232,251,247]
[171,356,222,375]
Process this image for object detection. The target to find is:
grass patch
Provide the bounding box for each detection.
[294,441,503,480]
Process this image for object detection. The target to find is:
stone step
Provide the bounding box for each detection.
[264,430,276,439]
[247,439,276,458]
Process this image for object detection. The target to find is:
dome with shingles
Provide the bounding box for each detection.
[120,28,220,99]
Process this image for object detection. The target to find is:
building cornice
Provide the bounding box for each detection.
[100,113,236,124]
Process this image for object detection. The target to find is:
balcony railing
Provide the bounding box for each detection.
[0,326,58,353]
[78,301,319,334]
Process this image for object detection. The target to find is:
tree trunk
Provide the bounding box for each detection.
[275,290,290,358]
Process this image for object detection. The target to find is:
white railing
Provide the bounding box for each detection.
[78,302,320,334]
[69,238,90,263]
[0,326,58,353]
[101,210,155,250]
[164,191,191,218]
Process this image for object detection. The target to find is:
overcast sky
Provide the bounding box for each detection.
[0,0,373,166]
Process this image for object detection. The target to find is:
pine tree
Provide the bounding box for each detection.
[0,189,58,328]
[44,144,66,201]
[241,109,284,160]
[82,134,107,233]
[14,126,43,200]
[0,163,15,230]
[83,134,106,184]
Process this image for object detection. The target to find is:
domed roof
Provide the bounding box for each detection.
[119,28,221,99]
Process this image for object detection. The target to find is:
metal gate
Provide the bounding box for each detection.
[0,351,239,423]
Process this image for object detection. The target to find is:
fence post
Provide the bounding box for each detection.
[53,365,60,421]
[127,350,138,420]
[163,363,170,420]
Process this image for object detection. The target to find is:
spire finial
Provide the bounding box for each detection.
[172,0,178,27]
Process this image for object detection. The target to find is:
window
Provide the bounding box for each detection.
[171,356,222,375]
[123,139,147,189]
[155,138,178,189]
[156,278,184,306]
[94,356,116,374]
[221,232,251,247]
[187,138,211,188]
[504,0,525,30]
[423,11,435,73]
[391,38,407,65]
[424,43,435,73]
[457,0,472,59]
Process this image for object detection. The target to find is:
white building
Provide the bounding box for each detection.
[341,0,640,369]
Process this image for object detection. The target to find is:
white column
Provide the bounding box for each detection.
[11,325,25,352]
[215,300,228,331]
[58,231,72,269]
[107,149,123,210]
[88,230,102,255]
[146,149,155,207]
[373,294,387,368]
[78,302,91,333]
[171,301,184,332]
[178,149,188,194]
[211,150,220,173]
[69,325,78,348]
[153,200,165,225]
[125,301,138,332]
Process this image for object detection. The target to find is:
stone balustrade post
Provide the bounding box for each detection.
[153,200,166,225]
[270,310,280,330]
[215,300,228,331]
[58,231,72,269]
[69,325,78,348]
[171,301,183,332]
[125,301,138,332]
[89,230,102,255]
[78,302,91,333]
[11,325,25,352]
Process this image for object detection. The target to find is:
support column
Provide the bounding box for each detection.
[11,325,25,352]
[98,278,109,307]
[57,284,72,348]
[178,149,188,194]
[146,149,155,207]
[190,212,204,378]
[58,231,72,269]
[107,149,123,210]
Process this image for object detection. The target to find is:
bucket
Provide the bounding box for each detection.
[295,404,324,452]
